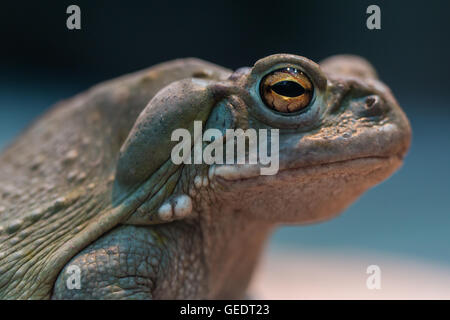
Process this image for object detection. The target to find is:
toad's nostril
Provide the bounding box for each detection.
[357,94,386,118]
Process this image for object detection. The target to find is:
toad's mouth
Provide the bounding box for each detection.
[211,119,410,183]
[212,154,404,183]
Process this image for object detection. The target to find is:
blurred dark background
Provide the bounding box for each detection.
[1,0,449,266]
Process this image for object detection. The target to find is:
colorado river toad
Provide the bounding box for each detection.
[0,54,411,299]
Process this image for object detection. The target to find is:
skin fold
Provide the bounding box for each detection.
[0,54,411,299]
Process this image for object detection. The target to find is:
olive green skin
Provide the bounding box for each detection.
[0,54,410,299]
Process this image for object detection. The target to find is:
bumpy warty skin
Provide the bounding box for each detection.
[0,54,411,299]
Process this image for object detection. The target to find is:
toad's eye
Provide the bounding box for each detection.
[259,67,313,113]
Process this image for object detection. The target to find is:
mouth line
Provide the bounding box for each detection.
[282,154,399,172]
[214,154,403,182]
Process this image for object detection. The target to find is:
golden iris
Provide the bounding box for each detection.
[260,67,313,113]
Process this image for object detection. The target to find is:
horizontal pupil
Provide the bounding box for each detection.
[271,81,305,97]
